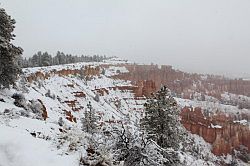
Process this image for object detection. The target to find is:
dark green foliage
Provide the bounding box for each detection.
[141,86,183,149]
[0,8,23,88]
[101,68,106,75]
[19,51,115,68]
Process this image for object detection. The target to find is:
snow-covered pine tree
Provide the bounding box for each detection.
[140,86,183,150]
[41,52,52,66]
[0,8,23,88]
[81,101,97,134]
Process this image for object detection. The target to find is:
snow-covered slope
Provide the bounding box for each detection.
[0,60,144,166]
[0,59,248,166]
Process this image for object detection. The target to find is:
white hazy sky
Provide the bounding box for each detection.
[1,0,250,78]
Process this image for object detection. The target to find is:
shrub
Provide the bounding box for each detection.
[45,89,55,99]
[12,93,27,109]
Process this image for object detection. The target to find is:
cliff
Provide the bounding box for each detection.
[26,65,100,83]
[181,107,250,156]
[113,64,250,99]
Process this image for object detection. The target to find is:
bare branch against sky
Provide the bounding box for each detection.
[2,0,250,78]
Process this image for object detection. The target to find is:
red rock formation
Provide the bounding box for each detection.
[104,82,155,98]
[64,100,79,111]
[181,107,250,155]
[113,64,250,99]
[56,69,80,76]
[26,65,100,83]
[73,92,86,98]
[94,88,109,96]
[83,65,100,76]
[134,80,157,97]
[64,110,77,123]
[66,84,74,88]
[27,72,46,83]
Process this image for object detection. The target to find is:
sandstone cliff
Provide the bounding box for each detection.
[181,107,250,156]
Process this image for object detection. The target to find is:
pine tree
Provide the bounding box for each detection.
[82,101,97,134]
[0,8,23,88]
[140,86,183,149]
[41,52,51,66]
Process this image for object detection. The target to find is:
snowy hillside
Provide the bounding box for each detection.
[0,59,248,166]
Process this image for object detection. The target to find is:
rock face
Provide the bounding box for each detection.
[73,92,86,98]
[26,65,100,83]
[94,88,109,96]
[113,64,250,99]
[181,107,250,155]
[134,80,157,97]
[64,110,77,123]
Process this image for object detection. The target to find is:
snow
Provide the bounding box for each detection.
[233,120,248,125]
[0,60,144,165]
[176,97,250,117]
[210,124,222,129]
[0,125,77,166]
[0,60,249,165]
[104,66,129,77]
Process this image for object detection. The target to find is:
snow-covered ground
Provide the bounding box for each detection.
[0,60,144,166]
[0,59,248,166]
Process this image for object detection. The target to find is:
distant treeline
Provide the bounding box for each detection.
[18,51,114,68]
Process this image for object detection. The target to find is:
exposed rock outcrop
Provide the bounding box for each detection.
[113,64,250,99]
[134,80,157,97]
[26,65,100,83]
[64,110,77,123]
[181,107,250,155]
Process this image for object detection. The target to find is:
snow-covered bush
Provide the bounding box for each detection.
[111,124,175,166]
[12,93,27,109]
[116,70,121,74]
[56,127,85,152]
[114,99,121,109]
[94,93,100,102]
[28,100,43,119]
[101,68,106,75]
[58,117,65,127]
[45,89,55,99]
[29,100,42,113]
[17,75,29,93]
[37,80,44,89]
[2,108,29,118]
[79,146,112,166]
[234,146,250,163]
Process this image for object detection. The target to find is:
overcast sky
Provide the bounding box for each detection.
[1,0,250,78]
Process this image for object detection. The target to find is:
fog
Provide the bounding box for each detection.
[2,0,250,78]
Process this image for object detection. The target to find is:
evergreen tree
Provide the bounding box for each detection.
[82,101,97,134]
[140,86,183,149]
[31,54,39,67]
[37,51,42,66]
[0,8,23,88]
[19,50,111,68]
[41,52,51,66]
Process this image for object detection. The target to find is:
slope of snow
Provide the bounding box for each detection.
[0,125,77,166]
[0,61,143,166]
[0,60,247,165]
